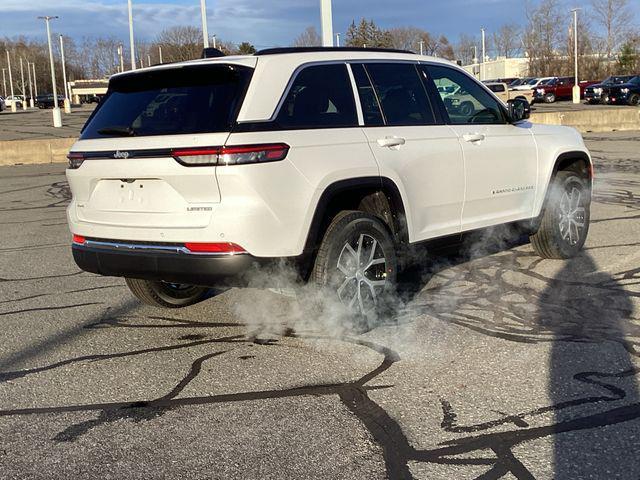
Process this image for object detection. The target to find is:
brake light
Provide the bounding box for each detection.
[184,242,246,254]
[219,143,289,165]
[72,234,86,245]
[171,147,221,166]
[67,152,85,169]
[171,144,289,167]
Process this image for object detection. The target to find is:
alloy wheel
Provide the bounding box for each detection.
[558,186,586,246]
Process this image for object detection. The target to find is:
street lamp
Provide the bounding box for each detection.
[419,40,424,55]
[200,0,209,48]
[481,28,486,81]
[37,15,62,127]
[26,59,34,108]
[32,63,38,98]
[60,34,71,113]
[128,0,136,70]
[158,45,163,64]
[19,57,27,110]
[571,8,581,104]
[1,68,6,98]
[117,44,124,72]
[335,32,340,47]
[5,50,16,113]
[320,0,334,47]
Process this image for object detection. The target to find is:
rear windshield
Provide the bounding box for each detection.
[81,64,253,139]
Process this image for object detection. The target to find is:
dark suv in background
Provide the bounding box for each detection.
[606,76,640,106]
[584,75,636,104]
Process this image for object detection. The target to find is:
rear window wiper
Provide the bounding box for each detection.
[97,126,136,136]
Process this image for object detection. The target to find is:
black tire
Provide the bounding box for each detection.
[544,93,556,103]
[125,278,211,308]
[311,211,397,325]
[629,94,640,106]
[530,170,591,259]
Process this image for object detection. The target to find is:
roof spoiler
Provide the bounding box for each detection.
[202,48,226,59]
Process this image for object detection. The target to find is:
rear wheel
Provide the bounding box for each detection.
[530,170,590,259]
[312,211,397,325]
[544,92,556,103]
[125,278,211,308]
[629,94,640,106]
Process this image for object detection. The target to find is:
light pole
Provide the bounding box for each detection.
[335,32,340,47]
[128,0,136,70]
[26,60,34,108]
[419,40,424,55]
[32,63,38,98]
[320,0,334,47]
[117,44,124,72]
[200,0,209,48]
[38,15,62,127]
[60,34,71,113]
[147,54,151,67]
[6,50,16,113]
[1,68,6,98]
[19,57,27,110]
[571,8,581,104]
[212,34,217,48]
[480,28,486,81]
[158,45,163,64]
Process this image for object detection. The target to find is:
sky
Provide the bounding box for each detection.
[0,0,638,49]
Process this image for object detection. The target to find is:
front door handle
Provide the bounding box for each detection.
[463,133,486,143]
[377,136,406,148]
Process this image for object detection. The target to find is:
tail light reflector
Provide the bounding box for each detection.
[184,242,246,254]
[72,234,86,245]
[67,152,85,169]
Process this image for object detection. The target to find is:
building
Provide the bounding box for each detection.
[68,79,109,103]
[463,57,529,80]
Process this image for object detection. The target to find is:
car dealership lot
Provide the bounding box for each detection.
[0,132,638,479]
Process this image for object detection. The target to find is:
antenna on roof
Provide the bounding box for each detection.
[201,48,225,59]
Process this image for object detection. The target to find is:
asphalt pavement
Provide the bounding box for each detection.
[0,131,638,479]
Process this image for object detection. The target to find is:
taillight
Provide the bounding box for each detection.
[171,147,221,166]
[219,144,289,165]
[67,152,85,169]
[184,242,246,254]
[171,144,289,167]
[72,234,86,245]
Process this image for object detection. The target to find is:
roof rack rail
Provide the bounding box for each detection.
[255,46,415,56]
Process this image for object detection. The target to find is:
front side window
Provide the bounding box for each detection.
[364,63,436,126]
[276,64,357,129]
[81,64,252,139]
[425,65,507,125]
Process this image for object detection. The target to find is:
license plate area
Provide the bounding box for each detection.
[88,179,184,213]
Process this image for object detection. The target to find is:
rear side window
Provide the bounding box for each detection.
[487,84,505,93]
[276,64,357,129]
[81,64,252,139]
[364,63,436,126]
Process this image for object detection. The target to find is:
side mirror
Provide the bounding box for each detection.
[507,97,531,122]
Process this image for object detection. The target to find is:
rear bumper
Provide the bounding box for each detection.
[72,243,260,287]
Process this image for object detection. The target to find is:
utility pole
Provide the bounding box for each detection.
[128,0,136,70]
[200,0,209,48]
[158,45,163,64]
[320,0,334,47]
[481,28,486,81]
[32,63,38,98]
[26,60,34,108]
[38,15,62,127]
[19,57,27,110]
[60,35,71,113]
[571,8,581,104]
[6,50,16,112]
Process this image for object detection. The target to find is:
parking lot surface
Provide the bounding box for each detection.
[0,105,95,141]
[0,132,638,479]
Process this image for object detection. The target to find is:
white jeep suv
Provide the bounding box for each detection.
[66,47,592,315]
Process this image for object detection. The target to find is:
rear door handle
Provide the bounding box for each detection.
[462,133,486,143]
[377,136,406,148]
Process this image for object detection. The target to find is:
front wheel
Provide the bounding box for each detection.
[125,278,212,308]
[544,93,556,103]
[530,170,591,259]
[312,211,397,325]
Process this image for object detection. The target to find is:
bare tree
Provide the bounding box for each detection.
[492,23,522,58]
[590,0,634,58]
[455,34,478,65]
[387,26,424,51]
[292,26,321,47]
[154,26,202,63]
[524,0,566,76]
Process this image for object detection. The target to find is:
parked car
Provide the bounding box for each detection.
[584,75,636,104]
[533,76,599,103]
[606,75,640,106]
[509,78,534,87]
[36,94,65,109]
[67,47,593,319]
[0,96,5,111]
[485,82,535,104]
[511,77,554,91]
[4,95,24,109]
